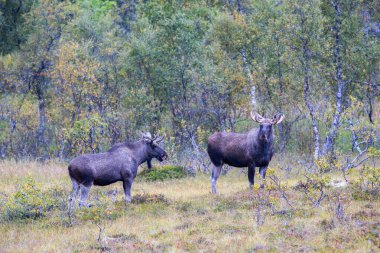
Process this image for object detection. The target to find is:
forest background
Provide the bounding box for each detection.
[0,0,379,166]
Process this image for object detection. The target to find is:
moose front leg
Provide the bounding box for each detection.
[147,159,152,169]
[259,166,268,188]
[248,165,256,190]
[123,177,133,204]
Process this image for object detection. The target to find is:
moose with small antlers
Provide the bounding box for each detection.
[68,132,167,207]
[207,112,285,193]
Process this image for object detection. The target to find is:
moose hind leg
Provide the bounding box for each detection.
[248,165,256,190]
[259,166,268,189]
[210,164,222,194]
[79,184,92,208]
[68,178,80,210]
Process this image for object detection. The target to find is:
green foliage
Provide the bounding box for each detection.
[210,12,249,54]
[62,114,108,154]
[2,177,59,221]
[0,0,33,53]
[77,0,116,19]
[336,130,352,152]
[368,147,380,157]
[0,120,8,142]
[351,164,380,200]
[138,165,190,182]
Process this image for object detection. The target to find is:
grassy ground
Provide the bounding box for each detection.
[0,160,379,252]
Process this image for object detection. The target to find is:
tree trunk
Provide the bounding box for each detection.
[35,67,49,159]
[235,1,255,111]
[0,143,6,159]
[275,34,286,150]
[348,118,362,153]
[363,1,375,124]
[190,133,208,172]
[302,37,320,160]
[322,0,344,157]
[34,23,62,159]
[275,35,284,95]
[240,49,254,90]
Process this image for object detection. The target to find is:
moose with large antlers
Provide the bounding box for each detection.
[207,112,285,193]
[68,132,167,207]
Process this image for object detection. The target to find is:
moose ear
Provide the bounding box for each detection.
[141,132,153,143]
[142,138,152,144]
[272,113,285,125]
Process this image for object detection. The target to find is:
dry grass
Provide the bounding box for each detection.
[0,160,379,252]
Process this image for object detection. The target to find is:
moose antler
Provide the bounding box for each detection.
[155,136,164,143]
[141,132,164,145]
[250,111,285,125]
[271,113,285,125]
[250,111,265,123]
[152,135,164,146]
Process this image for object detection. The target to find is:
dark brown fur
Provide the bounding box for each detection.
[207,113,284,193]
[68,136,167,207]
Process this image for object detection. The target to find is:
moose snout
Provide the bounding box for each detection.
[157,152,168,162]
[260,134,267,141]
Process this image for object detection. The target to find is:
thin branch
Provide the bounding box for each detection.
[268,175,294,209]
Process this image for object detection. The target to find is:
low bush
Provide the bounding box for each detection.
[132,193,169,204]
[77,202,123,222]
[351,164,380,201]
[138,164,190,181]
[2,176,60,221]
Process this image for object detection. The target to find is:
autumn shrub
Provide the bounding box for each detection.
[351,164,380,201]
[314,157,331,173]
[77,202,123,223]
[2,177,60,221]
[295,171,331,207]
[138,164,190,182]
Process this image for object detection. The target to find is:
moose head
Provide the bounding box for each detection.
[250,112,285,142]
[141,132,168,161]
